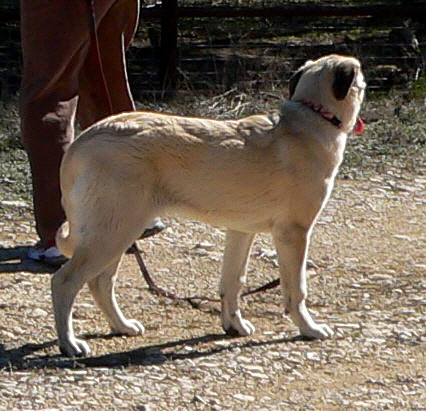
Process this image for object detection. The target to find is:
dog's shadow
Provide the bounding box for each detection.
[0,333,307,371]
[0,245,58,274]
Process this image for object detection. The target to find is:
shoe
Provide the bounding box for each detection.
[139,217,166,239]
[27,241,68,266]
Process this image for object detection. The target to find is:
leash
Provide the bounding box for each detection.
[128,242,281,307]
[88,2,280,306]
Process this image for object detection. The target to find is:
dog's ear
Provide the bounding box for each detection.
[333,63,355,100]
[289,69,304,99]
[289,59,316,98]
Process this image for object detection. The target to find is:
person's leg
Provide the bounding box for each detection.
[77,0,140,128]
[20,0,119,259]
[78,0,165,237]
[20,1,91,251]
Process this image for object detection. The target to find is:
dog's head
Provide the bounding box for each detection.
[289,54,366,134]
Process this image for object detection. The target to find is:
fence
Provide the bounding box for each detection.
[0,1,20,98]
[0,1,425,99]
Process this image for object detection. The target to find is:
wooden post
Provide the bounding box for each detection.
[160,0,178,95]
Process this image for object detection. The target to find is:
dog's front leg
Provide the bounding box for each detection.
[273,224,334,339]
[219,230,255,336]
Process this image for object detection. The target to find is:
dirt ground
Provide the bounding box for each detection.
[1,167,425,409]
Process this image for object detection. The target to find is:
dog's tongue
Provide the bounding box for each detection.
[354,117,365,135]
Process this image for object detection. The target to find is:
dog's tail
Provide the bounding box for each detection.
[55,221,74,258]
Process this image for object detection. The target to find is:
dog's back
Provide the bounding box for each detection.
[61,107,340,233]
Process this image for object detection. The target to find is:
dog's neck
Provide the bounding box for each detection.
[300,100,342,129]
[280,100,347,170]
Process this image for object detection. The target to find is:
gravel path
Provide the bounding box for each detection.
[1,174,425,410]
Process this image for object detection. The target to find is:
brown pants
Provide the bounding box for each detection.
[20,0,139,244]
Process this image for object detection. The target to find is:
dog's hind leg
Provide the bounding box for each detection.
[51,251,107,357]
[219,230,256,336]
[273,224,334,339]
[88,258,145,336]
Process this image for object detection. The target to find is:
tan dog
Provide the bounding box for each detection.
[52,54,366,357]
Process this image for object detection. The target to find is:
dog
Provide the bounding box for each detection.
[52,54,366,357]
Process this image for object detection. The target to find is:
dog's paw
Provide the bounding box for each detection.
[111,319,145,336]
[300,323,334,339]
[225,319,256,337]
[59,338,91,358]
[222,311,256,337]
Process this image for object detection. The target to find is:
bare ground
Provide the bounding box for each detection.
[0,169,425,410]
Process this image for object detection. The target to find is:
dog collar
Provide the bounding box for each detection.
[301,101,342,129]
[300,100,365,134]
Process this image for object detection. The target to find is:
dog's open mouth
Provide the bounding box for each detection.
[354,117,365,135]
